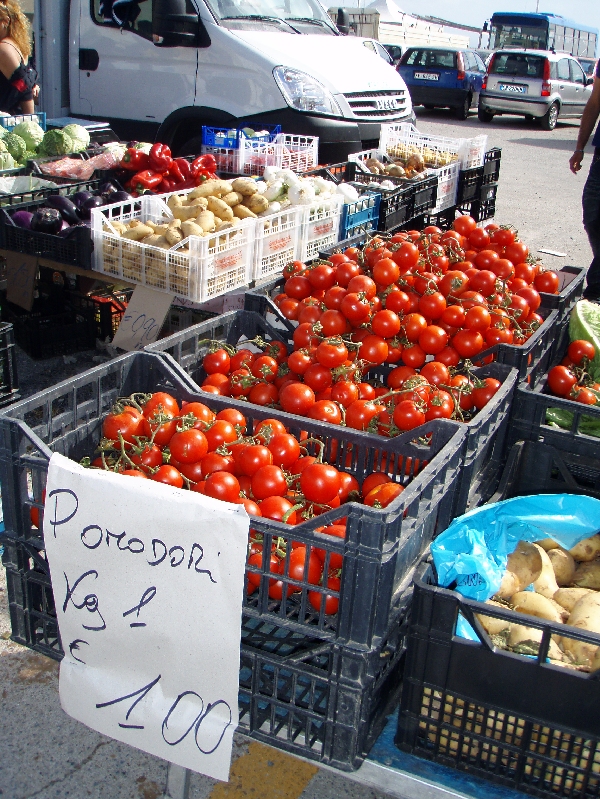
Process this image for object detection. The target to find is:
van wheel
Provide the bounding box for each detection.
[540,103,559,131]
[478,106,494,123]
[456,94,472,120]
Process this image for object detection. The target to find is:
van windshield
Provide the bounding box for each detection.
[490,53,546,79]
[205,0,337,34]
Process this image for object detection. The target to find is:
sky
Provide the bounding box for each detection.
[343,0,600,51]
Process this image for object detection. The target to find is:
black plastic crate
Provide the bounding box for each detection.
[349,173,416,231]
[0,321,18,406]
[0,176,107,207]
[396,439,600,799]
[0,196,93,268]
[412,176,439,218]
[0,349,465,648]
[482,147,502,185]
[537,265,585,319]
[1,528,408,770]
[2,294,97,359]
[457,191,497,224]
[87,288,132,341]
[457,167,483,204]
[303,162,361,183]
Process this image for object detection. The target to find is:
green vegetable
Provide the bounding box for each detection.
[39,129,74,157]
[61,124,90,153]
[21,150,37,162]
[0,126,8,140]
[3,133,26,162]
[0,151,16,171]
[569,300,600,382]
[545,406,600,437]
[0,140,7,153]
[11,120,44,151]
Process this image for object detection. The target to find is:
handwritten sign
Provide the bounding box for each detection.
[43,453,249,782]
[5,251,38,310]
[112,286,174,351]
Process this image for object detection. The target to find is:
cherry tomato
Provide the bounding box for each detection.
[534,270,560,294]
[102,406,144,444]
[203,348,231,375]
[169,428,209,464]
[251,465,288,499]
[268,433,301,469]
[308,575,341,616]
[238,444,273,477]
[471,377,501,410]
[279,382,316,415]
[568,340,596,364]
[300,463,341,504]
[204,471,241,502]
[151,464,184,488]
[547,365,577,397]
[393,400,425,431]
[364,482,404,508]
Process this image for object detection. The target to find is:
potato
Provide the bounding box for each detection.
[548,548,576,586]
[573,560,600,589]
[386,164,405,177]
[233,204,257,219]
[207,196,234,221]
[181,220,205,238]
[497,541,542,598]
[508,623,564,660]
[108,220,127,235]
[554,587,594,612]
[173,204,204,222]
[221,191,243,207]
[243,193,269,214]
[186,197,209,210]
[231,177,258,196]
[561,592,600,664]
[167,194,184,210]
[476,600,511,636]
[187,180,220,199]
[140,234,170,249]
[121,222,154,241]
[196,210,216,233]
[165,224,183,246]
[146,222,169,236]
[511,591,564,623]
[570,535,600,562]
[535,538,561,551]
[532,543,560,599]
[214,219,233,232]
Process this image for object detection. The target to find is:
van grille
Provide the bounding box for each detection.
[344,89,408,119]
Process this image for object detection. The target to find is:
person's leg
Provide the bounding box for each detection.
[583,252,600,300]
[583,150,600,257]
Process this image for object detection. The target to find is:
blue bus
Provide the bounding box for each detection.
[489,12,598,58]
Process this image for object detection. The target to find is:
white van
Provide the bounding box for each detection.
[36,0,415,162]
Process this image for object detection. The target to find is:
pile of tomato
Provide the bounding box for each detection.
[547,340,600,405]
[80,390,418,615]
[199,215,558,433]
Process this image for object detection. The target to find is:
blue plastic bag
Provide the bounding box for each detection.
[431,494,600,603]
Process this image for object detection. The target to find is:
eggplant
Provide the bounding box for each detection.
[98,181,119,197]
[30,207,63,235]
[79,195,105,219]
[47,195,81,225]
[11,210,34,229]
[59,225,86,239]
[71,190,93,210]
[111,191,132,203]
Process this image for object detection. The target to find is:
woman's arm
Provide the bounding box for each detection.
[19,98,33,113]
[0,42,21,81]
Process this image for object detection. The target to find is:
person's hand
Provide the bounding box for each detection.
[570,150,584,174]
[32,84,39,100]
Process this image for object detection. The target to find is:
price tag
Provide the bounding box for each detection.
[5,251,38,311]
[43,453,249,782]
[112,285,174,351]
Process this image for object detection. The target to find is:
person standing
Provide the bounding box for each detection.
[570,59,600,300]
[0,0,37,115]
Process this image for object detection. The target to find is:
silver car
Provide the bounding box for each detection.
[478,49,593,130]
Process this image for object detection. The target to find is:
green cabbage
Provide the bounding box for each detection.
[21,150,37,164]
[39,129,74,157]
[11,120,44,151]
[0,151,16,171]
[569,300,600,382]
[61,124,90,153]
[0,126,8,140]
[3,133,26,162]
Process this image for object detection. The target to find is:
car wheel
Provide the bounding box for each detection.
[478,106,494,123]
[540,103,559,131]
[456,93,472,120]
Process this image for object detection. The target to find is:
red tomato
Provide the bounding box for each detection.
[251,465,287,499]
[300,463,341,504]
[102,406,144,444]
[203,348,231,375]
[534,270,560,294]
[393,400,426,431]
[268,433,301,468]
[151,465,184,488]
[169,429,209,464]
[279,383,316,415]
[418,325,448,355]
[471,378,501,409]
[238,445,273,477]
[547,365,577,397]
[568,340,596,364]
[308,575,341,616]
[204,471,241,502]
[143,392,180,419]
[364,482,404,507]
[259,496,298,525]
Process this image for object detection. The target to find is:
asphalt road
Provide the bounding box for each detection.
[0,106,594,799]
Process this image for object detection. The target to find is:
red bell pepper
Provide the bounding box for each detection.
[190,154,218,178]
[148,143,173,174]
[157,176,176,194]
[194,167,216,185]
[130,170,164,193]
[121,147,150,171]
[167,158,192,185]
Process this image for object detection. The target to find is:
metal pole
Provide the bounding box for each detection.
[162,763,191,799]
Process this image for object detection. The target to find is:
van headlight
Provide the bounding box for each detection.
[274,67,342,116]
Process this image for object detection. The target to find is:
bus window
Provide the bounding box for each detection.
[564,27,574,54]
[577,31,587,57]
[554,26,564,51]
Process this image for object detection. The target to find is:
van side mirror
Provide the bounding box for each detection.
[586,75,595,86]
[152,0,209,47]
[336,8,350,35]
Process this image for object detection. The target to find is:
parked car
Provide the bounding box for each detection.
[478,50,593,130]
[397,46,487,119]
[578,57,598,79]
[383,43,403,67]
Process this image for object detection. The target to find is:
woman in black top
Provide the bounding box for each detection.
[0,0,36,115]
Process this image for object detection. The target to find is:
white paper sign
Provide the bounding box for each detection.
[112,286,174,351]
[43,453,249,782]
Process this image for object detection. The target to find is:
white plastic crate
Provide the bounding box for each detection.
[300,196,344,262]
[379,124,487,170]
[240,134,319,176]
[348,149,396,173]
[253,207,303,280]
[91,196,254,303]
[431,161,461,213]
[200,144,240,174]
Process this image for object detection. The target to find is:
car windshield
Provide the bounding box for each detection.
[204,0,337,33]
[402,49,457,68]
[491,53,545,79]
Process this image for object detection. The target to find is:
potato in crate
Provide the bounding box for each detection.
[379,123,487,169]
